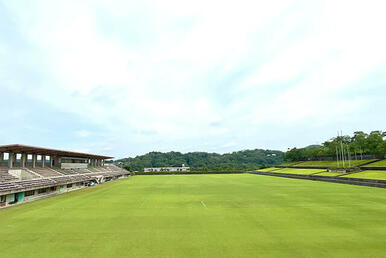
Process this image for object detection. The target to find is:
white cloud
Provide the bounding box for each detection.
[1,0,386,156]
[75,130,91,138]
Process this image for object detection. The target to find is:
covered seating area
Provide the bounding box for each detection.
[0,144,129,208]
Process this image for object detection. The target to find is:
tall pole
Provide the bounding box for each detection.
[337,131,342,168]
[336,146,340,168]
[340,131,345,168]
[346,144,351,168]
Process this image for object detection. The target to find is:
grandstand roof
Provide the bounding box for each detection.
[0,144,113,159]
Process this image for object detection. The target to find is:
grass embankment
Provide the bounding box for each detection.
[272,168,326,175]
[0,174,385,258]
[292,159,377,168]
[278,161,302,166]
[259,167,386,180]
[362,159,386,168]
[343,170,386,180]
[313,172,348,177]
[258,167,346,176]
[256,167,281,172]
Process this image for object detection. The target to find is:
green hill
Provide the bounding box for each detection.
[285,130,386,161]
[117,149,284,172]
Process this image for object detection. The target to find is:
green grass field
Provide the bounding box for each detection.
[0,174,385,258]
[362,159,386,168]
[313,172,348,177]
[343,170,386,180]
[277,161,302,166]
[256,167,281,172]
[293,160,377,168]
[272,168,326,175]
[258,167,386,180]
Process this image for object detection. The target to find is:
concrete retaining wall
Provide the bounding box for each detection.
[360,167,386,171]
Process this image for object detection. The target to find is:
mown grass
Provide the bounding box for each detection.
[314,172,348,177]
[259,167,386,180]
[343,170,386,180]
[0,174,385,258]
[278,161,302,166]
[256,167,281,172]
[293,160,377,168]
[272,168,326,175]
[362,159,386,168]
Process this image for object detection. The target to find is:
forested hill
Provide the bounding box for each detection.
[116,149,284,172]
[285,130,386,161]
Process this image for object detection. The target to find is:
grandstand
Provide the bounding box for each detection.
[0,144,130,208]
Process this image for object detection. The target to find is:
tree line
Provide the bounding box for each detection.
[117,149,284,172]
[285,130,386,161]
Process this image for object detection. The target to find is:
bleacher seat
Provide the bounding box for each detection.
[29,167,63,177]
[0,167,19,182]
[0,164,128,196]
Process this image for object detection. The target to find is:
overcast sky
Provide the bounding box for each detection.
[1,0,385,159]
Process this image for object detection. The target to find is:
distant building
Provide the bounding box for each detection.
[144,164,190,172]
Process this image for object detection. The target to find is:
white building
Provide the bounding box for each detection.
[144,164,190,172]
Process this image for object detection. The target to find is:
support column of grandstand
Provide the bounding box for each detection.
[0,144,129,208]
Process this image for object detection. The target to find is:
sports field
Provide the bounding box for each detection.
[0,174,385,258]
